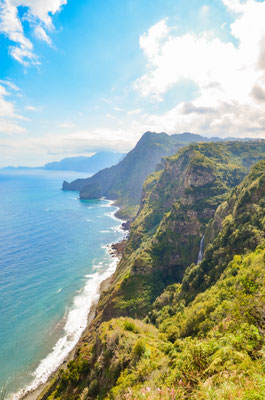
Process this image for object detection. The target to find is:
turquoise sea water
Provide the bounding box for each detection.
[0,170,124,398]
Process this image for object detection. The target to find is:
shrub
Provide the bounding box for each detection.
[124,319,139,333]
[133,339,146,357]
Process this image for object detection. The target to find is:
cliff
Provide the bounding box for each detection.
[95,141,265,321]
[40,141,265,400]
[62,132,249,219]
[63,132,185,218]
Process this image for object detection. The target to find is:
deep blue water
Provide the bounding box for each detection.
[0,170,123,398]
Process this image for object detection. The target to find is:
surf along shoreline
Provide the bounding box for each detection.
[17,200,129,400]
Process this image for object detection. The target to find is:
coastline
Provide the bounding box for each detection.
[15,201,128,400]
[21,273,115,400]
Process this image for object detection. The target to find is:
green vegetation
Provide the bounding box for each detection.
[45,247,265,400]
[63,131,187,219]
[41,141,265,400]
[96,142,265,320]
[79,183,102,200]
[64,133,265,219]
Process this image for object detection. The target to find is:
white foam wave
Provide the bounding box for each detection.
[105,210,120,222]
[92,264,103,271]
[9,256,119,400]
[10,198,124,400]
[111,226,124,234]
[84,274,94,278]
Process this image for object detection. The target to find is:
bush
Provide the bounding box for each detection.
[124,319,139,333]
[88,379,99,396]
[133,339,146,357]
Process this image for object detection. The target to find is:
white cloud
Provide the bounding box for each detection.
[128,109,142,115]
[0,83,25,133]
[0,79,20,91]
[200,5,210,17]
[134,0,265,137]
[59,121,74,129]
[25,105,38,111]
[0,127,139,166]
[34,25,52,46]
[0,0,67,64]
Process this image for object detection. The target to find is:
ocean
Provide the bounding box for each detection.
[0,170,124,398]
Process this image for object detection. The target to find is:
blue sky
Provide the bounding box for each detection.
[0,0,265,166]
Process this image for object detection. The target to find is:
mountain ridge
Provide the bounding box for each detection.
[38,140,265,400]
[63,131,261,219]
[1,152,124,174]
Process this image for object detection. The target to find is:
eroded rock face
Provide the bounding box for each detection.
[100,142,265,319]
[185,168,215,188]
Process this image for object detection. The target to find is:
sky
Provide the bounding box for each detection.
[0,0,265,166]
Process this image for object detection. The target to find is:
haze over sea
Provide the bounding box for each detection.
[0,170,123,398]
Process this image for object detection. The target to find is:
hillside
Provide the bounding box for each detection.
[63,131,186,218]
[40,142,265,400]
[93,141,265,321]
[62,132,254,219]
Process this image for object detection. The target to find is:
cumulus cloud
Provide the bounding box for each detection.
[134,0,265,137]
[0,0,67,64]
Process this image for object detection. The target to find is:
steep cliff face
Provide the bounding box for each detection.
[63,132,186,218]
[148,159,265,338]
[129,141,265,246]
[92,142,265,321]
[63,132,255,219]
[178,159,265,304]
[43,157,265,400]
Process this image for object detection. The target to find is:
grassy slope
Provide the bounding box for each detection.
[46,206,265,399]
[95,142,265,320]
[43,144,265,400]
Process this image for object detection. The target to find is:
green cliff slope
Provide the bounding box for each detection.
[42,143,265,400]
[62,132,251,219]
[95,142,265,320]
[63,132,185,218]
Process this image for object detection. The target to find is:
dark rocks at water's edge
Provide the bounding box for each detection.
[121,220,131,231]
[108,240,128,258]
[108,220,131,258]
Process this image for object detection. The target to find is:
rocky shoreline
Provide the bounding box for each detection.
[20,218,129,400]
